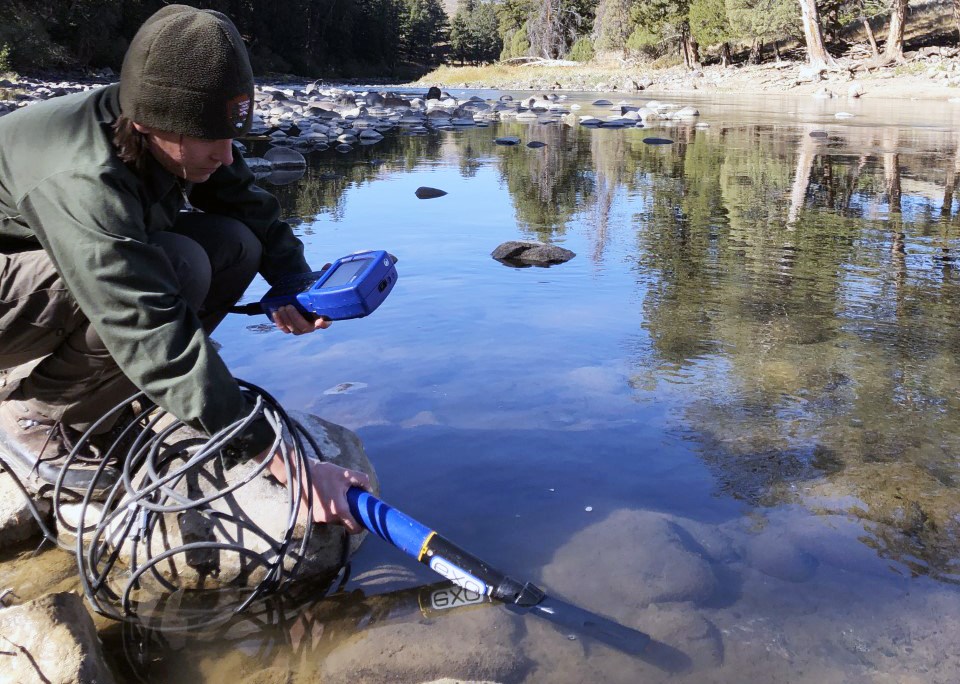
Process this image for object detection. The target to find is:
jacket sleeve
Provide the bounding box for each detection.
[187,149,311,284]
[17,166,253,442]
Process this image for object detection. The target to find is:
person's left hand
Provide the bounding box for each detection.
[271,304,331,335]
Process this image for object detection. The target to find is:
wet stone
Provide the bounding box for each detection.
[542,509,719,622]
[494,136,520,145]
[415,186,448,200]
[491,240,576,266]
[0,591,117,684]
[643,137,674,145]
[263,146,306,169]
[316,602,527,684]
[101,411,378,592]
[526,141,547,148]
[0,468,51,545]
[742,529,819,582]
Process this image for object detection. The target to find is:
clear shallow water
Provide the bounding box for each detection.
[7,90,960,682]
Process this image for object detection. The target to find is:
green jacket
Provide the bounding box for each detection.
[0,84,309,449]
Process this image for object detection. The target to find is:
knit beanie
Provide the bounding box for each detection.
[119,5,254,139]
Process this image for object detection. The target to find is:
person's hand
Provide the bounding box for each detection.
[260,446,370,533]
[271,304,331,335]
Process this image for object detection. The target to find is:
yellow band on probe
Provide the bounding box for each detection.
[418,531,437,562]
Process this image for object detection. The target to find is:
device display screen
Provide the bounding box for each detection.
[321,257,371,288]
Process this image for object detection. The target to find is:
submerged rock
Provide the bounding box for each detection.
[491,240,576,266]
[494,136,521,145]
[542,509,719,615]
[643,137,674,145]
[0,592,117,684]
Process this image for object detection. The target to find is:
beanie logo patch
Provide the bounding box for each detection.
[227,94,251,131]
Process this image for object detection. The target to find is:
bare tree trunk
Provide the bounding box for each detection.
[883,0,907,63]
[798,0,836,67]
[774,40,781,62]
[679,25,701,69]
[884,153,902,216]
[687,33,701,69]
[788,129,818,227]
[749,38,763,64]
[721,42,731,67]
[861,16,879,58]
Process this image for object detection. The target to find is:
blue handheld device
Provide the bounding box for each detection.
[259,250,398,321]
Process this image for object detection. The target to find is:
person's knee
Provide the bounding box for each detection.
[151,233,212,312]
[218,218,262,281]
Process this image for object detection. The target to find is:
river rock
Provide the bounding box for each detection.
[742,528,819,582]
[0,591,117,684]
[491,241,576,266]
[542,509,719,619]
[415,186,447,199]
[0,469,51,545]
[494,136,520,145]
[316,597,527,684]
[674,106,700,118]
[95,411,378,595]
[263,146,306,169]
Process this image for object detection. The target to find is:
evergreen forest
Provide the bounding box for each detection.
[0,0,955,77]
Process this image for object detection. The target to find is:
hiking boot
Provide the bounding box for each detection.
[0,400,121,500]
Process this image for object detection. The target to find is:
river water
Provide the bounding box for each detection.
[4,89,960,682]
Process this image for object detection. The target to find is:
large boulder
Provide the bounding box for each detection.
[74,411,378,604]
[0,592,116,684]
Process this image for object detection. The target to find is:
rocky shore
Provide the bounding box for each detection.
[418,48,960,101]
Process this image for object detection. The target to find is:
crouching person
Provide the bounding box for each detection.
[0,5,368,534]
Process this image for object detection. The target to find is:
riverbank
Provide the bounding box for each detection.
[415,48,960,102]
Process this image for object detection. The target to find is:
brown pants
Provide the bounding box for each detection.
[0,213,262,431]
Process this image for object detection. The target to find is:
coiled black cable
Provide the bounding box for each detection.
[7,380,349,627]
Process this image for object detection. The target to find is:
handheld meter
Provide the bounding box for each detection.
[259,250,398,321]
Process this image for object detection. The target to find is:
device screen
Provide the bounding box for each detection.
[321,257,371,288]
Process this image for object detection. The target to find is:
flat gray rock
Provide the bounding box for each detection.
[491,241,575,266]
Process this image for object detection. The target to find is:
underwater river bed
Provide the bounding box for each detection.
[4,89,960,683]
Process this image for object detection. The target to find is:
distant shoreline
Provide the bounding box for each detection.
[409,52,960,103]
